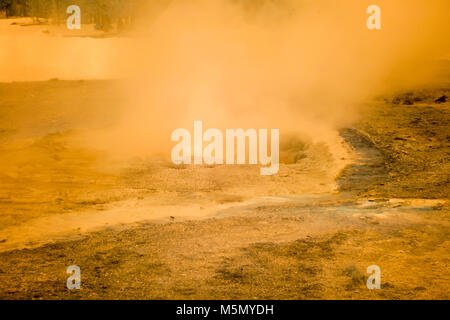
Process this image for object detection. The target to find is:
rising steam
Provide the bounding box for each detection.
[1,0,449,162]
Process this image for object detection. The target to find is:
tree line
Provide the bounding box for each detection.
[0,0,148,31]
[0,0,285,31]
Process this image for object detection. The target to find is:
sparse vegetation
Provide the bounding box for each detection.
[0,0,147,31]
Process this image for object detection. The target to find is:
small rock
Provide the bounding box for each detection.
[392,97,401,104]
[402,99,413,105]
[435,95,447,103]
[414,286,426,291]
[383,282,395,288]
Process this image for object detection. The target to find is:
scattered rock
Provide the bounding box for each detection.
[383,282,395,288]
[392,97,401,104]
[402,99,414,105]
[342,265,366,285]
[414,286,427,291]
[435,95,447,103]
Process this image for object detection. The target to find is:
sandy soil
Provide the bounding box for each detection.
[0,78,448,299]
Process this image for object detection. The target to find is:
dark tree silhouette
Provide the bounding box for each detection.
[0,0,12,18]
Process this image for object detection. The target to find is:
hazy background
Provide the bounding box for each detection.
[1,0,449,159]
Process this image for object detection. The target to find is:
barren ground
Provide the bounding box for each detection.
[0,79,448,299]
